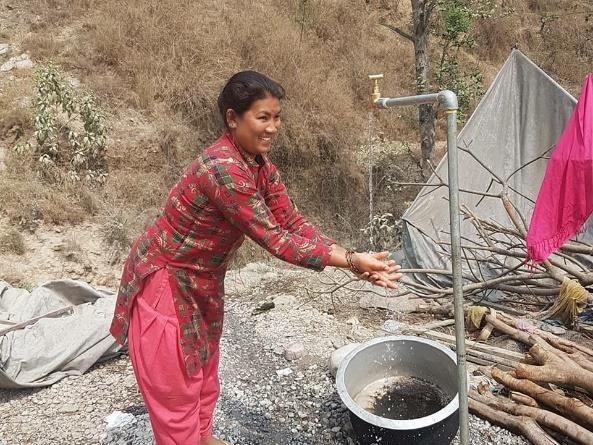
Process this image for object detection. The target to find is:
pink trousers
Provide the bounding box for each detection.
[128,268,220,445]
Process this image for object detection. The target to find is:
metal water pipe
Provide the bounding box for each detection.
[369,75,469,445]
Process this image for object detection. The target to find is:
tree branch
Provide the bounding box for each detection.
[380,21,415,43]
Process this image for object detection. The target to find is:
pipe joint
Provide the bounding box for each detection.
[437,90,458,111]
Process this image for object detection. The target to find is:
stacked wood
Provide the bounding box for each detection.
[407,324,524,370]
[466,307,593,444]
[391,146,593,330]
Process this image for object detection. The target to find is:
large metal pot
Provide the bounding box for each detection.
[336,336,459,445]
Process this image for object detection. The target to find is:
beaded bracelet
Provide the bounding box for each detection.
[345,250,362,274]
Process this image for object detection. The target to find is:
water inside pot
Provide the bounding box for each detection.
[353,375,452,420]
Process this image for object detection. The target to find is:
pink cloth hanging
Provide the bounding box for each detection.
[527,74,593,263]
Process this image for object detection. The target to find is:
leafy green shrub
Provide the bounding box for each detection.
[16,62,107,185]
[361,212,402,252]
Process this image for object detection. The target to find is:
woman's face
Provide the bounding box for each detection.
[227,94,282,156]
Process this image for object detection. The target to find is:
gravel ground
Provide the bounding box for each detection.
[0,262,528,445]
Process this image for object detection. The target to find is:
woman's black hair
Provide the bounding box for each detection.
[218,71,285,127]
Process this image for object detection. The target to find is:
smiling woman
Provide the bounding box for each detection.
[220,71,283,156]
[228,95,281,154]
[109,70,402,445]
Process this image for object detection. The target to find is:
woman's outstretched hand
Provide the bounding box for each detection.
[354,251,403,289]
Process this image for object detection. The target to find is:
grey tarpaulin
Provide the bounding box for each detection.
[401,50,593,292]
[0,280,121,389]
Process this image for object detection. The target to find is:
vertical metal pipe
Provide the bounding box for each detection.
[443,102,469,445]
[373,89,468,444]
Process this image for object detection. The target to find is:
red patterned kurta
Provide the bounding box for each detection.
[110,133,335,376]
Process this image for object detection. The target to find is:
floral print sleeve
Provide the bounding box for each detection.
[198,155,332,271]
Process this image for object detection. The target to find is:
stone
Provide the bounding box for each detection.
[69,77,81,88]
[272,293,297,307]
[0,43,10,56]
[330,336,346,349]
[275,367,293,377]
[345,317,359,326]
[123,375,137,389]
[284,342,305,361]
[0,60,14,72]
[382,319,403,334]
[18,60,33,71]
[0,54,34,72]
[105,411,136,430]
[329,343,360,377]
[58,403,79,413]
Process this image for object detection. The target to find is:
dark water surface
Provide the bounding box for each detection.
[354,376,452,420]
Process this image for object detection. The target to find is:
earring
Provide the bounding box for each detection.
[230,123,236,128]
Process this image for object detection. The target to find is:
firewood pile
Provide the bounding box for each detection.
[394,146,593,332]
[458,307,593,445]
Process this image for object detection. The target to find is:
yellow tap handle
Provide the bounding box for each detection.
[368,74,384,111]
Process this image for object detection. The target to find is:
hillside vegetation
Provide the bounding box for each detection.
[0,0,591,264]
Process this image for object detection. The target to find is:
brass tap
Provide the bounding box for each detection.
[368,74,384,111]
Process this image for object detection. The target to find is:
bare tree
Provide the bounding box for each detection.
[382,0,437,179]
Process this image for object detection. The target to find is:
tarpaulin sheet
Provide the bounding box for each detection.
[0,280,121,388]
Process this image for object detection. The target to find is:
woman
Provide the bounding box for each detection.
[110,71,402,445]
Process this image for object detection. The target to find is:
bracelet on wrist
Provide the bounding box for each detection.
[345,250,362,274]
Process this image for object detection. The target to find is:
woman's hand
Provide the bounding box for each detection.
[354,251,403,289]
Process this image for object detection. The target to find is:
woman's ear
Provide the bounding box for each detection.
[226,109,237,129]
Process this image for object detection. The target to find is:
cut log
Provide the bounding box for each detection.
[510,391,539,408]
[470,390,593,445]
[492,368,593,429]
[556,351,593,373]
[484,313,534,345]
[485,313,593,375]
[412,302,454,317]
[516,339,593,394]
[468,397,560,445]
[543,337,593,372]
[477,321,495,341]
[466,349,519,370]
[498,312,593,359]
[404,319,455,333]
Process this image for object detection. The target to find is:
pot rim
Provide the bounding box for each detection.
[336,335,460,430]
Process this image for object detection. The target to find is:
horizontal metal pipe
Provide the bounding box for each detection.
[375,90,458,111]
[375,93,439,109]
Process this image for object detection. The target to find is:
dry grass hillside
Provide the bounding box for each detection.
[0,0,591,275]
